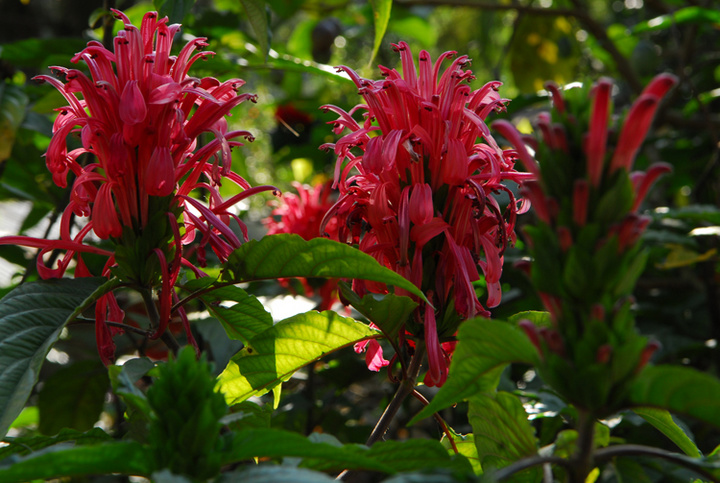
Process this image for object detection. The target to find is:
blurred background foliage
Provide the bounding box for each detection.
[1,0,720,474]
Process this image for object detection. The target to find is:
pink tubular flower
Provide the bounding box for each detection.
[0,10,276,364]
[320,42,531,384]
[264,181,340,310]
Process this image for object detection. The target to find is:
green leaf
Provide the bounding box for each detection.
[507,311,551,328]
[629,365,720,429]
[339,281,418,340]
[244,55,355,85]
[0,427,112,460]
[632,6,720,34]
[468,392,540,481]
[219,465,337,483]
[241,0,270,61]
[226,428,392,473]
[153,0,196,23]
[0,442,153,482]
[38,360,109,435]
[410,317,538,424]
[217,310,380,405]
[368,439,473,475]
[442,432,482,475]
[9,406,38,430]
[220,234,426,302]
[222,401,272,430]
[633,407,702,457]
[369,0,392,66]
[198,285,272,345]
[0,277,107,439]
[0,82,29,162]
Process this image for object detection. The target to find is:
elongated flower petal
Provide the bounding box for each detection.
[586,78,612,187]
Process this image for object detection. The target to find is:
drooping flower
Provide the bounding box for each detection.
[0,10,276,364]
[495,74,677,412]
[320,42,532,385]
[264,180,340,311]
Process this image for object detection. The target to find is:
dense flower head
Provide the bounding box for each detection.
[320,42,532,385]
[0,10,275,364]
[496,74,677,412]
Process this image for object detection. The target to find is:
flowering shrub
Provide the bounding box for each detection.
[1,5,720,483]
[321,41,531,385]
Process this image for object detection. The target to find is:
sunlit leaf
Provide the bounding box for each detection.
[197,284,273,345]
[633,407,701,457]
[410,317,538,424]
[220,234,426,302]
[217,310,380,405]
[442,432,482,475]
[369,0,392,66]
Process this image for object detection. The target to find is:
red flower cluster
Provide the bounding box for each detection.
[321,42,531,385]
[264,181,340,310]
[0,10,275,363]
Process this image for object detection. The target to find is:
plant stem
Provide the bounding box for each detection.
[569,409,596,483]
[411,389,458,454]
[140,287,179,356]
[365,342,426,446]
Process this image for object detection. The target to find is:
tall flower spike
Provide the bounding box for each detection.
[0,10,277,363]
[322,42,532,383]
[495,74,677,413]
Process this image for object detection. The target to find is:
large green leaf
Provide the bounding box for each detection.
[241,0,270,60]
[366,439,473,475]
[198,285,273,345]
[227,428,391,472]
[468,392,541,482]
[339,281,417,340]
[369,0,392,65]
[220,234,426,302]
[632,407,701,457]
[410,317,538,424]
[218,466,336,483]
[227,429,470,475]
[0,277,107,439]
[629,365,720,429]
[0,442,153,482]
[38,360,109,435]
[0,427,112,460]
[217,310,380,405]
